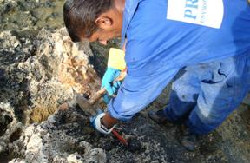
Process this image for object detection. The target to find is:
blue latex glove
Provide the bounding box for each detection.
[102,68,122,103]
[89,109,114,135]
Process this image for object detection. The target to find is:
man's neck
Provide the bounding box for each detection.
[114,0,126,13]
[112,0,126,35]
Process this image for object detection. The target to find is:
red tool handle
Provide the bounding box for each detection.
[111,129,128,146]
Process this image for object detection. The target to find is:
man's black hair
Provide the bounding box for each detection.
[63,0,113,42]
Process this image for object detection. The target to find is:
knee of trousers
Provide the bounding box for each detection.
[186,106,229,135]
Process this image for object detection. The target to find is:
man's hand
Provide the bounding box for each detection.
[89,109,118,134]
[102,68,122,103]
[101,48,126,103]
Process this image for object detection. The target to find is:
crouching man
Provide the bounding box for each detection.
[63,0,250,150]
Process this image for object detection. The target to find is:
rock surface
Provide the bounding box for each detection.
[0,0,64,31]
[0,27,103,162]
[0,28,100,123]
[8,108,107,163]
[0,0,250,163]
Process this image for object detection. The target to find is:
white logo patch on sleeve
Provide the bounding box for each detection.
[167,0,224,29]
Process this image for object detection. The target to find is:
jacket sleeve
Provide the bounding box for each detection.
[107,44,180,121]
[108,66,179,121]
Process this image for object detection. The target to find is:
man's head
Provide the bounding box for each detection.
[63,0,124,45]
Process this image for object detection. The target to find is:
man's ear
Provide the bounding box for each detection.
[95,16,113,30]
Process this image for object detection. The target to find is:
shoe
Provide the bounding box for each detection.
[180,126,197,151]
[181,134,197,151]
[148,110,169,124]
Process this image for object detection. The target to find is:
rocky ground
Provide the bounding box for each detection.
[0,0,250,163]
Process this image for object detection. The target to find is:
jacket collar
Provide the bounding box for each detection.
[121,0,141,44]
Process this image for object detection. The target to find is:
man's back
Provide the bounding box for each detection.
[124,0,250,70]
[107,0,250,121]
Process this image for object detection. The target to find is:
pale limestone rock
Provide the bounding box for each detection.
[67,154,83,163]
[9,110,106,163]
[0,28,102,161]
[0,102,23,153]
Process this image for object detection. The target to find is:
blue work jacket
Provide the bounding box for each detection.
[108,0,250,121]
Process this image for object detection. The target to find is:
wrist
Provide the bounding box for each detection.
[101,114,118,129]
[93,113,112,135]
